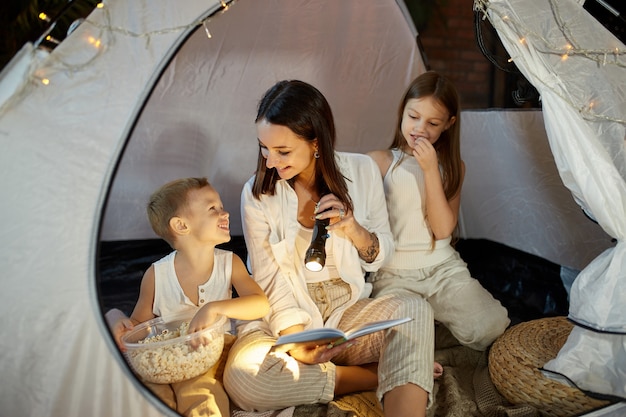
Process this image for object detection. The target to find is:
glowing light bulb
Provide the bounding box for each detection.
[41,78,50,85]
[38,12,50,22]
[45,35,60,45]
[203,21,212,39]
[87,36,102,48]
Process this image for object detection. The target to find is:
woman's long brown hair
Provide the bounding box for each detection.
[251,80,353,212]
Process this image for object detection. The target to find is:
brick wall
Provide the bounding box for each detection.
[414,0,532,109]
[418,0,489,109]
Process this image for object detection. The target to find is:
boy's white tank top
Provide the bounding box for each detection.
[152,248,233,325]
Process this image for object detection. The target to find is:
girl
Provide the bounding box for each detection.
[367,71,510,351]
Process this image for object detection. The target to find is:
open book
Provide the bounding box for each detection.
[273,317,412,351]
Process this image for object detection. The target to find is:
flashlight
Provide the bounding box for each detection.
[304,216,330,271]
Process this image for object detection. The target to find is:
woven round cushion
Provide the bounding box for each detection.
[489,316,610,417]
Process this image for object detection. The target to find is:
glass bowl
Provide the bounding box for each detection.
[122,310,226,384]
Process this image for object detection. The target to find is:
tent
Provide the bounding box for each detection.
[0,0,623,416]
[0,1,425,416]
[475,0,626,401]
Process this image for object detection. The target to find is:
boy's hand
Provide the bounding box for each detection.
[188,306,220,334]
[187,306,224,349]
[105,309,134,352]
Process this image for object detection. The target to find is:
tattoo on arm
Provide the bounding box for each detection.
[358,232,379,263]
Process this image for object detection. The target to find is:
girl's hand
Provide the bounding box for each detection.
[288,340,357,365]
[411,138,439,173]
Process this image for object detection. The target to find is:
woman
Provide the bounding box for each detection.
[223,80,435,417]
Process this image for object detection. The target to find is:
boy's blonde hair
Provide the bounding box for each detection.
[147,177,210,247]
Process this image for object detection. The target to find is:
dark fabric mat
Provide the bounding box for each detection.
[97,237,569,323]
[454,238,569,326]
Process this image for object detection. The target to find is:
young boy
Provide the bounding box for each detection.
[106,177,269,417]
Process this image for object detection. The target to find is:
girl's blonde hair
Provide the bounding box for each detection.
[147,177,210,247]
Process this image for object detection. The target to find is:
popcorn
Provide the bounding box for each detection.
[124,319,225,384]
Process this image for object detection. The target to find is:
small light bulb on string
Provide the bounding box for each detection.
[203,21,212,39]
[87,36,102,48]
[38,12,51,22]
[560,44,573,62]
[45,35,60,45]
[474,0,626,126]
[96,3,104,8]
[41,78,50,86]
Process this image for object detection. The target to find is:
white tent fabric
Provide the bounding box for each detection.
[1,0,621,415]
[96,0,614,275]
[100,0,424,239]
[458,109,612,271]
[476,0,625,398]
[0,0,425,416]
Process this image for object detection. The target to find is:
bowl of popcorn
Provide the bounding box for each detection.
[122,310,227,384]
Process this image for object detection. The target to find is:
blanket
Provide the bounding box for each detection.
[100,238,611,416]
[228,325,546,417]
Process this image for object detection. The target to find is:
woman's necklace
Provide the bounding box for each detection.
[293,180,320,222]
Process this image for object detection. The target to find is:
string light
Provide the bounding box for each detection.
[0,0,236,118]
[474,0,626,126]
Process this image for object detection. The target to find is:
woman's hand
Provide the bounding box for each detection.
[288,340,357,365]
[315,194,379,263]
[315,194,353,230]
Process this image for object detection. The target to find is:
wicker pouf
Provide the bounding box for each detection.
[489,316,610,417]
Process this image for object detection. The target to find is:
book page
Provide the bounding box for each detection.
[273,317,412,351]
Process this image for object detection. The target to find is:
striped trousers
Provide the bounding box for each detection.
[223,293,434,412]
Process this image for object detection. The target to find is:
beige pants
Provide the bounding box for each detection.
[144,334,235,417]
[371,251,510,351]
[223,293,434,412]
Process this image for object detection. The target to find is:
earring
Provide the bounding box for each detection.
[314,150,320,159]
